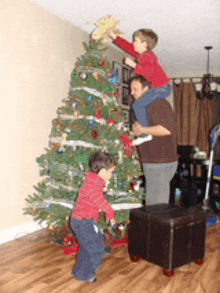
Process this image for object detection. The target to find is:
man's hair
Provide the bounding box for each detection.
[89,152,116,173]
[129,75,151,89]
[133,29,158,50]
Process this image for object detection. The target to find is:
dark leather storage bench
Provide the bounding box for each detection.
[128,204,206,276]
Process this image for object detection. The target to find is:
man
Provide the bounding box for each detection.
[129,75,178,205]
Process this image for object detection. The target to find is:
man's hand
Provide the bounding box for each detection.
[132,122,171,137]
[124,57,137,68]
[132,122,145,136]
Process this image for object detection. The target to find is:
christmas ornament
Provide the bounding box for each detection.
[65,128,71,134]
[118,150,123,164]
[59,133,67,149]
[72,103,77,110]
[88,96,93,102]
[89,120,96,127]
[99,60,105,66]
[115,112,121,119]
[114,92,120,98]
[51,143,59,151]
[107,118,115,125]
[131,177,142,191]
[63,236,80,256]
[104,62,110,69]
[96,107,102,119]
[74,110,80,118]
[57,125,61,132]
[79,72,88,80]
[127,174,134,180]
[92,72,99,80]
[109,70,119,84]
[92,129,98,139]
[57,148,64,154]
[120,134,134,157]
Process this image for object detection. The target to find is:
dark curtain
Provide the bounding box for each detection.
[173,79,213,154]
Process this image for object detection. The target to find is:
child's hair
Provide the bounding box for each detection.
[132,29,158,51]
[89,152,116,173]
[129,75,151,89]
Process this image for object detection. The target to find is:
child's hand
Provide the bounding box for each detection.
[110,218,116,226]
[108,30,117,40]
[124,57,137,68]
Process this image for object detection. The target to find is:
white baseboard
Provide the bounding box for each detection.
[0,221,48,245]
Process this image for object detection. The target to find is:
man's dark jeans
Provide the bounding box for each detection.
[71,219,105,281]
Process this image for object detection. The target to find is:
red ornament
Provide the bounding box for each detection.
[107,118,116,125]
[92,129,98,139]
[114,92,120,97]
[120,134,134,156]
[96,107,102,119]
[63,236,80,256]
[99,60,105,66]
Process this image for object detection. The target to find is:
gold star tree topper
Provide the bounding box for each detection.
[89,14,123,43]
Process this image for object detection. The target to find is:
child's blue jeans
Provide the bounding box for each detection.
[132,83,172,137]
[71,219,105,281]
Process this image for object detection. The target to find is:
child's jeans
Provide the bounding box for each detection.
[132,83,172,137]
[71,219,105,281]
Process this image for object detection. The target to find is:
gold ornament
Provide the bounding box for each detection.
[127,174,134,180]
[51,143,59,151]
[49,224,54,231]
[92,72,99,80]
[115,112,121,119]
[74,110,80,118]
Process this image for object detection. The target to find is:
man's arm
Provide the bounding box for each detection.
[132,121,171,136]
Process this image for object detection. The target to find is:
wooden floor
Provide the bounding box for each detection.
[1,224,220,293]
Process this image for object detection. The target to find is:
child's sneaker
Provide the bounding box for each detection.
[132,135,153,146]
[88,277,97,283]
[72,271,97,283]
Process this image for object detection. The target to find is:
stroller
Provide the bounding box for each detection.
[203,124,220,215]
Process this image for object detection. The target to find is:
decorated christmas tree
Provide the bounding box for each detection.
[24,15,144,238]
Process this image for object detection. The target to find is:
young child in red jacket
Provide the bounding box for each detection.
[109,29,172,146]
[71,151,116,283]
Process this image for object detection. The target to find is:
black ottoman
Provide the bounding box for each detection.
[128,204,206,276]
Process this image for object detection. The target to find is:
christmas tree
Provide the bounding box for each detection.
[24,16,144,238]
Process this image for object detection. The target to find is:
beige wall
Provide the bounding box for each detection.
[0,0,127,233]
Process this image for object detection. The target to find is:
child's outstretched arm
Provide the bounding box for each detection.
[109,31,139,59]
[108,30,117,40]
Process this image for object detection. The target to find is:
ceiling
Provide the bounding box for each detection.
[32,0,220,78]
